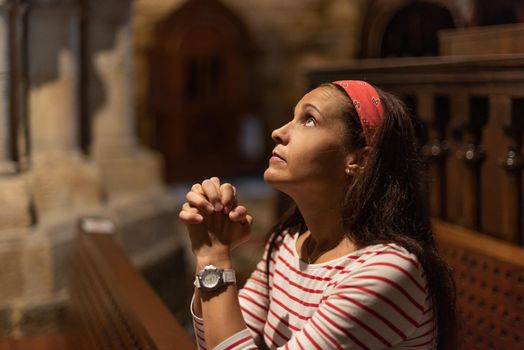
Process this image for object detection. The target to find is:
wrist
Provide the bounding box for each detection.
[195,255,233,271]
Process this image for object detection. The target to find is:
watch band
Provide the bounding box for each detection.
[223,269,236,284]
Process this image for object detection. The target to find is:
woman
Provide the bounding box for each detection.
[179,80,456,350]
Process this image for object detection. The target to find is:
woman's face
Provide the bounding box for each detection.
[264,86,353,195]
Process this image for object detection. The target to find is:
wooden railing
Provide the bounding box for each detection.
[67,217,196,350]
[0,218,196,350]
[307,54,524,245]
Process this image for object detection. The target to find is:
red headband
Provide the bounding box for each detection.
[332,80,383,145]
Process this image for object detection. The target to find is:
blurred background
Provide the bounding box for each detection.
[1,0,524,347]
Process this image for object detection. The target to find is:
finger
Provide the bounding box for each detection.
[181,202,205,219]
[178,209,204,224]
[229,205,247,222]
[238,215,253,246]
[191,183,205,195]
[219,183,237,213]
[244,214,253,226]
[211,177,229,212]
[186,191,214,214]
[182,202,206,214]
[210,177,221,189]
[202,178,222,211]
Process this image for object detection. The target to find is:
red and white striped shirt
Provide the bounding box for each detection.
[192,229,436,349]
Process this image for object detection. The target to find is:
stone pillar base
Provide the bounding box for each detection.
[28,152,103,221]
[0,175,32,233]
[0,161,17,174]
[0,227,56,338]
[95,148,164,200]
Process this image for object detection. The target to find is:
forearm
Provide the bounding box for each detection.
[195,257,248,349]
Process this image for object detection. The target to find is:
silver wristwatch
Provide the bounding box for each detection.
[194,265,236,292]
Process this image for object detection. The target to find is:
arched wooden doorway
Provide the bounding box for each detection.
[360,0,464,58]
[381,2,455,57]
[149,0,261,183]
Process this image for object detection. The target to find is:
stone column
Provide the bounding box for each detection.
[0,0,31,233]
[26,0,101,220]
[0,0,14,174]
[85,1,177,278]
[87,0,163,199]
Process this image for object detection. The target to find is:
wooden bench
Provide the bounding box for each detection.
[434,219,524,350]
[0,217,196,350]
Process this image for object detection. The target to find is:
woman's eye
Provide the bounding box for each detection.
[304,116,316,127]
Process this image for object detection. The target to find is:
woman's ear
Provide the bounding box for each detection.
[345,163,361,175]
[344,146,370,175]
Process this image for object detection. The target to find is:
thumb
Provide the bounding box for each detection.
[244,214,253,226]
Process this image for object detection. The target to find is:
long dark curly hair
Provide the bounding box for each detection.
[264,83,456,349]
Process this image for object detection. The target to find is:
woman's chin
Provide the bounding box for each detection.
[263,167,277,183]
[264,168,292,192]
[264,168,285,185]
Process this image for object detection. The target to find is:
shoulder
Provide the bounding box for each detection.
[336,243,428,307]
[324,244,432,344]
[358,243,423,274]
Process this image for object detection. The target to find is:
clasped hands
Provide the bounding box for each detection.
[179,177,253,263]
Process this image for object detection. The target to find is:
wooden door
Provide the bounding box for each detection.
[149,0,261,182]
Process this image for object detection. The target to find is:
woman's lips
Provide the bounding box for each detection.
[270,151,285,163]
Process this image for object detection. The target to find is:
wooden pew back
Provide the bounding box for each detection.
[306,55,524,245]
[67,217,196,350]
[434,220,524,349]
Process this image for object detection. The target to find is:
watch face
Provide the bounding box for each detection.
[200,268,222,290]
[203,272,220,286]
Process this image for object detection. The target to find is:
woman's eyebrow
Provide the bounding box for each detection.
[300,103,326,120]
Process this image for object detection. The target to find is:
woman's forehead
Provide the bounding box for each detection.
[296,86,345,115]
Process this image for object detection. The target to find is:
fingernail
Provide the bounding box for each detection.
[207,204,214,213]
[214,203,223,211]
[224,206,230,214]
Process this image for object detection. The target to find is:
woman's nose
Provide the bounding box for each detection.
[271,122,290,144]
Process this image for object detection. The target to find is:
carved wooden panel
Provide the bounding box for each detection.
[435,220,524,349]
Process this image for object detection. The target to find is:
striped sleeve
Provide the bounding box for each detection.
[236,249,273,344]
[190,233,280,350]
[190,294,208,350]
[190,293,260,350]
[213,329,258,350]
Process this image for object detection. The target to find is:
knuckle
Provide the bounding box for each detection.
[186,192,199,202]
